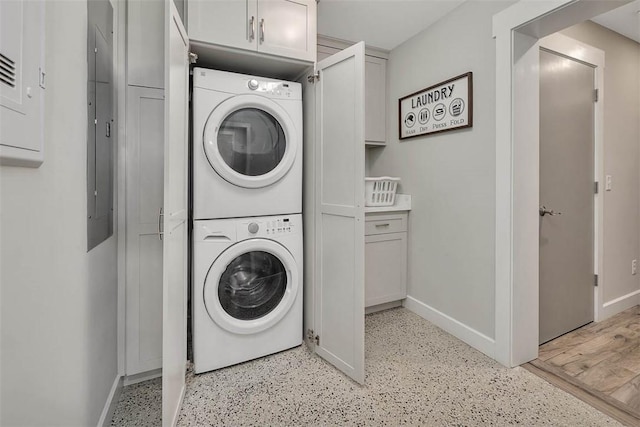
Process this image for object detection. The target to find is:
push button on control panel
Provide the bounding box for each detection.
[248,222,259,234]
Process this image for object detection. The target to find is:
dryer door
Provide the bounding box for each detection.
[202,94,298,189]
[204,238,299,334]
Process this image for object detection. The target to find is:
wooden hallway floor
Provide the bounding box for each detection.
[530,305,640,424]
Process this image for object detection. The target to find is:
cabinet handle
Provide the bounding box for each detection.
[375,223,390,227]
[249,16,255,41]
[158,207,164,241]
[259,18,265,43]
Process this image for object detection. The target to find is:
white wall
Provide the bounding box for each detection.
[370,1,514,342]
[560,21,640,308]
[0,1,119,425]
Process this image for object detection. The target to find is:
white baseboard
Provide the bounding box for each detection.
[123,368,162,386]
[403,296,496,359]
[97,375,123,427]
[600,289,640,320]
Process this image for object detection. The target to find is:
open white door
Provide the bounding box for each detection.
[313,42,366,384]
[162,1,189,425]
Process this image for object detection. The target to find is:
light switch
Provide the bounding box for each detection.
[605,175,612,191]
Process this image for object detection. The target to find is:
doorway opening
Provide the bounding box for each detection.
[495,0,640,422]
[494,0,639,364]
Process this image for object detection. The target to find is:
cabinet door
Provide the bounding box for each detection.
[365,232,407,307]
[314,42,365,384]
[128,0,164,89]
[163,2,189,425]
[125,86,164,376]
[257,0,316,61]
[187,0,257,51]
[365,55,386,144]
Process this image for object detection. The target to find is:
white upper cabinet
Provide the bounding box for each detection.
[188,0,316,62]
[318,42,387,145]
[364,55,386,145]
[256,0,315,61]
[188,0,255,52]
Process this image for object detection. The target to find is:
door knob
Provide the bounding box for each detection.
[539,206,562,217]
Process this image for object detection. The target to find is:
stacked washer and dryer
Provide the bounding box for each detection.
[191,68,303,374]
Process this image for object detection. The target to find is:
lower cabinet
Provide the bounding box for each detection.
[365,212,408,307]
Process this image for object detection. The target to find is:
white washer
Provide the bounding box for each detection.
[192,68,302,220]
[192,214,303,373]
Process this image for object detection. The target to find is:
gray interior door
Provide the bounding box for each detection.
[539,48,595,344]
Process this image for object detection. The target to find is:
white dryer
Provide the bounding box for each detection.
[192,68,302,220]
[192,214,303,373]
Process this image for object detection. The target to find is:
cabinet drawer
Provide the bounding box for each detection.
[365,214,407,236]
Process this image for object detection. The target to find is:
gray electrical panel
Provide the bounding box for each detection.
[87,0,114,251]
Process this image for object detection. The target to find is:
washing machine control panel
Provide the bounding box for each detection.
[246,79,295,99]
[265,218,294,236]
[237,215,300,239]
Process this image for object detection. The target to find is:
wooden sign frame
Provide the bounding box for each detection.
[398,72,473,140]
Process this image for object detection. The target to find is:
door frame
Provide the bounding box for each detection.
[492,0,627,367]
[538,33,604,343]
[202,94,299,189]
[203,238,300,335]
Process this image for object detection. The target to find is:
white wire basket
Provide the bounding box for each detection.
[365,177,400,207]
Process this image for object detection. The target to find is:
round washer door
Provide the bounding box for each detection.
[203,239,299,334]
[203,94,297,189]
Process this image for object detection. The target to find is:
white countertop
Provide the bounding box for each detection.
[365,194,412,213]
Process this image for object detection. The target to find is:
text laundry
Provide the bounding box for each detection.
[411,84,455,108]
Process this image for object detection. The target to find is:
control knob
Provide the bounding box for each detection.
[248,79,259,90]
[248,222,259,234]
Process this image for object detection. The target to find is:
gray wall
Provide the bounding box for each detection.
[0,1,119,425]
[560,21,640,303]
[370,1,514,339]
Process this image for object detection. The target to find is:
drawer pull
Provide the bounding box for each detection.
[375,223,390,227]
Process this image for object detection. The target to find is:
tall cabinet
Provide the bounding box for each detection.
[125,0,165,379]
[316,38,408,313]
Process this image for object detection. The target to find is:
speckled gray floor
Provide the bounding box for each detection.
[111,377,161,426]
[112,308,622,426]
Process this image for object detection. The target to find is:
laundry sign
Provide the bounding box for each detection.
[399,72,473,139]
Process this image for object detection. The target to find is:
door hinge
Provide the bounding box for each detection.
[307,71,320,83]
[188,52,198,64]
[594,181,599,194]
[594,274,598,287]
[593,88,599,102]
[306,328,319,345]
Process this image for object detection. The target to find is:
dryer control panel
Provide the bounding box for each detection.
[192,68,302,101]
[237,214,302,239]
[246,79,296,100]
